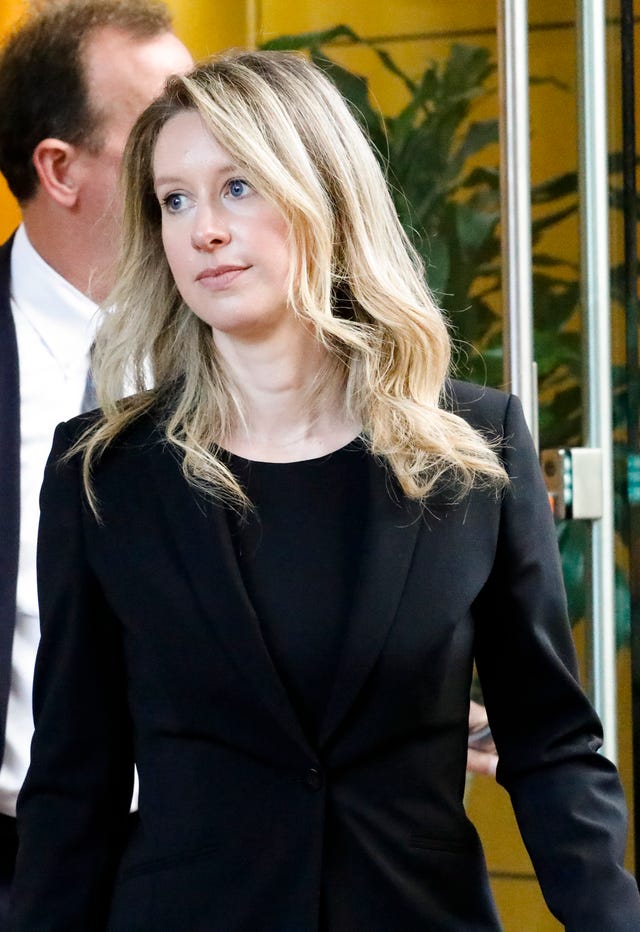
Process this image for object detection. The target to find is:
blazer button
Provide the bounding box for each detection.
[304,767,324,791]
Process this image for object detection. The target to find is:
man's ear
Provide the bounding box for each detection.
[32,138,80,208]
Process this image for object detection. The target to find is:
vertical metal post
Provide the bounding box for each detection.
[497,0,537,446]
[576,1,618,762]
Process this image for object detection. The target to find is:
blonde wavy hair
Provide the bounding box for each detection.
[80,49,507,511]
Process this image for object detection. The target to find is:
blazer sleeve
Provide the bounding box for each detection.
[473,393,640,930]
[9,421,134,931]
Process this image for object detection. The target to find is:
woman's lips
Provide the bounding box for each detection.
[196,265,249,289]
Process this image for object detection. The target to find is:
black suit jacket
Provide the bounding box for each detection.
[0,236,20,763]
[10,383,640,930]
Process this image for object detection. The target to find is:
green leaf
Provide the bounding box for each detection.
[442,44,494,100]
[534,331,582,376]
[532,253,579,272]
[531,171,578,204]
[424,235,450,295]
[616,565,631,647]
[460,166,501,189]
[309,55,386,150]
[449,298,499,346]
[371,46,418,96]
[532,204,578,239]
[454,202,499,252]
[453,119,499,166]
[260,24,360,51]
[532,274,580,328]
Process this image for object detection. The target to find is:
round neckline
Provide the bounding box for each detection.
[221,434,365,468]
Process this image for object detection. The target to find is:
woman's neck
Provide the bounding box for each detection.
[214,327,360,462]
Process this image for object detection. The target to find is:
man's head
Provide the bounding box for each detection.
[0,0,192,299]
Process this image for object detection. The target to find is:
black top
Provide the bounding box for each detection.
[13,385,640,930]
[225,439,369,742]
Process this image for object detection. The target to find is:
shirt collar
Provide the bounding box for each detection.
[10,224,98,369]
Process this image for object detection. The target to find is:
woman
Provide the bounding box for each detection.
[9,51,640,930]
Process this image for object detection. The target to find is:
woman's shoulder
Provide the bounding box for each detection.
[55,397,164,454]
[444,379,512,432]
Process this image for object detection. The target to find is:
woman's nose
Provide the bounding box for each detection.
[191,209,231,251]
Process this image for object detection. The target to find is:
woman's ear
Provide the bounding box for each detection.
[32,138,80,208]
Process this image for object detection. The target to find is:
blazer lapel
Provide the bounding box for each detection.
[148,440,313,757]
[318,455,423,748]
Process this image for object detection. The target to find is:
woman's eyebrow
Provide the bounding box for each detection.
[154,164,242,188]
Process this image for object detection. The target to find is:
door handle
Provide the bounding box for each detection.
[541,447,603,520]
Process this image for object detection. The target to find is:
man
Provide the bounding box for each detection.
[0,0,192,915]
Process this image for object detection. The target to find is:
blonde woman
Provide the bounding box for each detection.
[10,51,640,931]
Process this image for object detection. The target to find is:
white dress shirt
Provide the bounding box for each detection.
[0,225,97,814]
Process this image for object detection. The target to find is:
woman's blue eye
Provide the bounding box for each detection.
[227,179,250,199]
[163,193,187,213]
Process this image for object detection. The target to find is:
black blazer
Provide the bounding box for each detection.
[10,382,640,931]
[0,236,21,762]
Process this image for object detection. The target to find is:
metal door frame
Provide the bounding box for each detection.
[497,0,618,761]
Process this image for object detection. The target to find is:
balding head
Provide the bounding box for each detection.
[0,0,192,299]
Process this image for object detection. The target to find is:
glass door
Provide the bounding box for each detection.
[466,3,639,925]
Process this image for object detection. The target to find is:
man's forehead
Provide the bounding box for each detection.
[83,25,192,118]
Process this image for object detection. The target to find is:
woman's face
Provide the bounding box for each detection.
[153,110,294,345]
